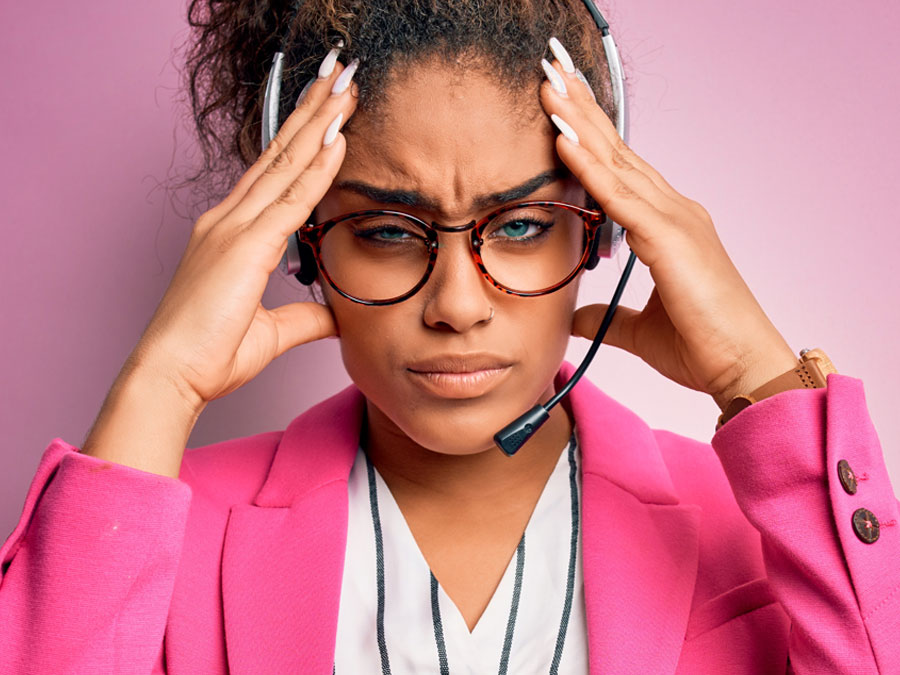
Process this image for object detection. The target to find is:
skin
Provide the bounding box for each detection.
[315,59,586,631]
[84,39,798,635]
[313,49,797,630]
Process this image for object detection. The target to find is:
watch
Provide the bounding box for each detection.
[715,348,838,431]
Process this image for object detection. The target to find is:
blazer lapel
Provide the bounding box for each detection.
[221,366,700,674]
[221,386,365,674]
[561,365,701,673]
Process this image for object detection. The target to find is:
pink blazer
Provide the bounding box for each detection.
[2,362,899,673]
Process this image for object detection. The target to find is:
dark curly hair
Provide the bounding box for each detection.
[177,0,621,205]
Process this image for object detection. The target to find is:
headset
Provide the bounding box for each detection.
[261,0,638,456]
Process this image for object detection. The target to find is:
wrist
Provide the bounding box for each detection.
[82,359,206,479]
[713,346,837,431]
[711,344,798,412]
[126,354,208,421]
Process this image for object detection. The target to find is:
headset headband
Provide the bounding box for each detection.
[257,1,638,456]
[260,0,628,275]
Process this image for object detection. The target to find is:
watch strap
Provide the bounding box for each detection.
[715,348,837,431]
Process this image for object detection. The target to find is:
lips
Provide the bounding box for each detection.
[406,354,514,399]
[407,354,512,374]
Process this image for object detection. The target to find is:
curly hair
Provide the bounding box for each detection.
[177,0,620,203]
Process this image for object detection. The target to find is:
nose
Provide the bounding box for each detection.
[421,232,495,332]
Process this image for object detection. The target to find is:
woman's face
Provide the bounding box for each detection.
[315,59,585,455]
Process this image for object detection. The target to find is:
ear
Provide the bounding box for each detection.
[314,278,332,306]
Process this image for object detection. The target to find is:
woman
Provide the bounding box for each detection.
[1,0,898,672]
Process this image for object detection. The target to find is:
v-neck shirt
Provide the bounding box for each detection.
[334,435,588,674]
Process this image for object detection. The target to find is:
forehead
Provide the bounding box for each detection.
[337,60,574,219]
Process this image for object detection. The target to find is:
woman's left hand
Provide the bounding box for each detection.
[540,38,798,411]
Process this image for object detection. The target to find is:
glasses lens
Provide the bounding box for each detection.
[479,205,587,293]
[319,213,430,302]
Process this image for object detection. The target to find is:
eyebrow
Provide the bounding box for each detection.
[333,166,572,213]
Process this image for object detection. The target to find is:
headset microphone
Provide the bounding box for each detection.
[494,249,636,455]
[494,1,637,455]
[260,0,637,456]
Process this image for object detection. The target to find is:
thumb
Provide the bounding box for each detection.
[268,301,339,359]
[571,303,641,356]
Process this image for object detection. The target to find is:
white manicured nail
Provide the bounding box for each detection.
[323,112,343,147]
[295,77,316,107]
[541,59,567,97]
[549,37,575,74]
[331,58,359,95]
[318,47,341,79]
[575,69,597,103]
[550,113,579,145]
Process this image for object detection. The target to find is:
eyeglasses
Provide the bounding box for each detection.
[295,200,610,305]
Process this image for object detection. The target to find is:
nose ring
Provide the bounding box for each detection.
[487,307,495,322]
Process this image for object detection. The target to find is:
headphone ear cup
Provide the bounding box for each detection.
[584,234,602,271]
[294,241,319,285]
[583,194,604,271]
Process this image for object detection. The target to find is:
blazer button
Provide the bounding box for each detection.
[852,508,880,544]
[837,459,858,495]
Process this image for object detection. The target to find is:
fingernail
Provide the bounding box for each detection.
[323,112,343,147]
[318,47,341,79]
[575,69,597,103]
[331,58,359,95]
[548,37,576,74]
[550,113,579,145]
[295,77,316,107]
[541,58,567,97]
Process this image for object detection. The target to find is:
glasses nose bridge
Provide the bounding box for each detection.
[423,218,490,293]
[430,217,480,255]
[428,217,482,258]
[430,217,478,234]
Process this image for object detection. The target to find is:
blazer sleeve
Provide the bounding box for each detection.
[711,373,900,674]
[0,439,192,674]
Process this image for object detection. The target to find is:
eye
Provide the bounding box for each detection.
[495,219,546,239]
[485,216,554,243]
[348,216,426,243]
[359,225,413,241]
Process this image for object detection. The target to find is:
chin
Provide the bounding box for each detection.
[391,403,510,456]
[369,376,548,456]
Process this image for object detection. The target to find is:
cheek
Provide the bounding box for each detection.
[518,283,579,351]
[323,279,579,454]
[327,296,410,383]
[517,284,581,398]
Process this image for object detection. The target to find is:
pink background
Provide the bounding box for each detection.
[2,1,898,539]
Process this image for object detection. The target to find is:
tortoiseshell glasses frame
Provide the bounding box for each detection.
[296,200,609,306]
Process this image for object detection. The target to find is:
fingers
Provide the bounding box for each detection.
[571,303,641,355]
[199,49,359,234]
[542,44,686,205]
[224,58,359,227]
[268,301,338,358]
[538,38,713,262]
[189,51,361,276]
[246,130,348,257]
[541,63,675,213]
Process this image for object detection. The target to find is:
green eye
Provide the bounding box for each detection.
[488,217,552,241]
[371,227,409,240]
[500,222,533,238]
[351,223,421,242]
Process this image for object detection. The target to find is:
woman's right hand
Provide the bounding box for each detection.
[81,54,358,478]
[133,56,359,416]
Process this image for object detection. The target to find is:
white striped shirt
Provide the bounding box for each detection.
[335,435,588,674]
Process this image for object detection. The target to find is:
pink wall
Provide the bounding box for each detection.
[2,1,898,538]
